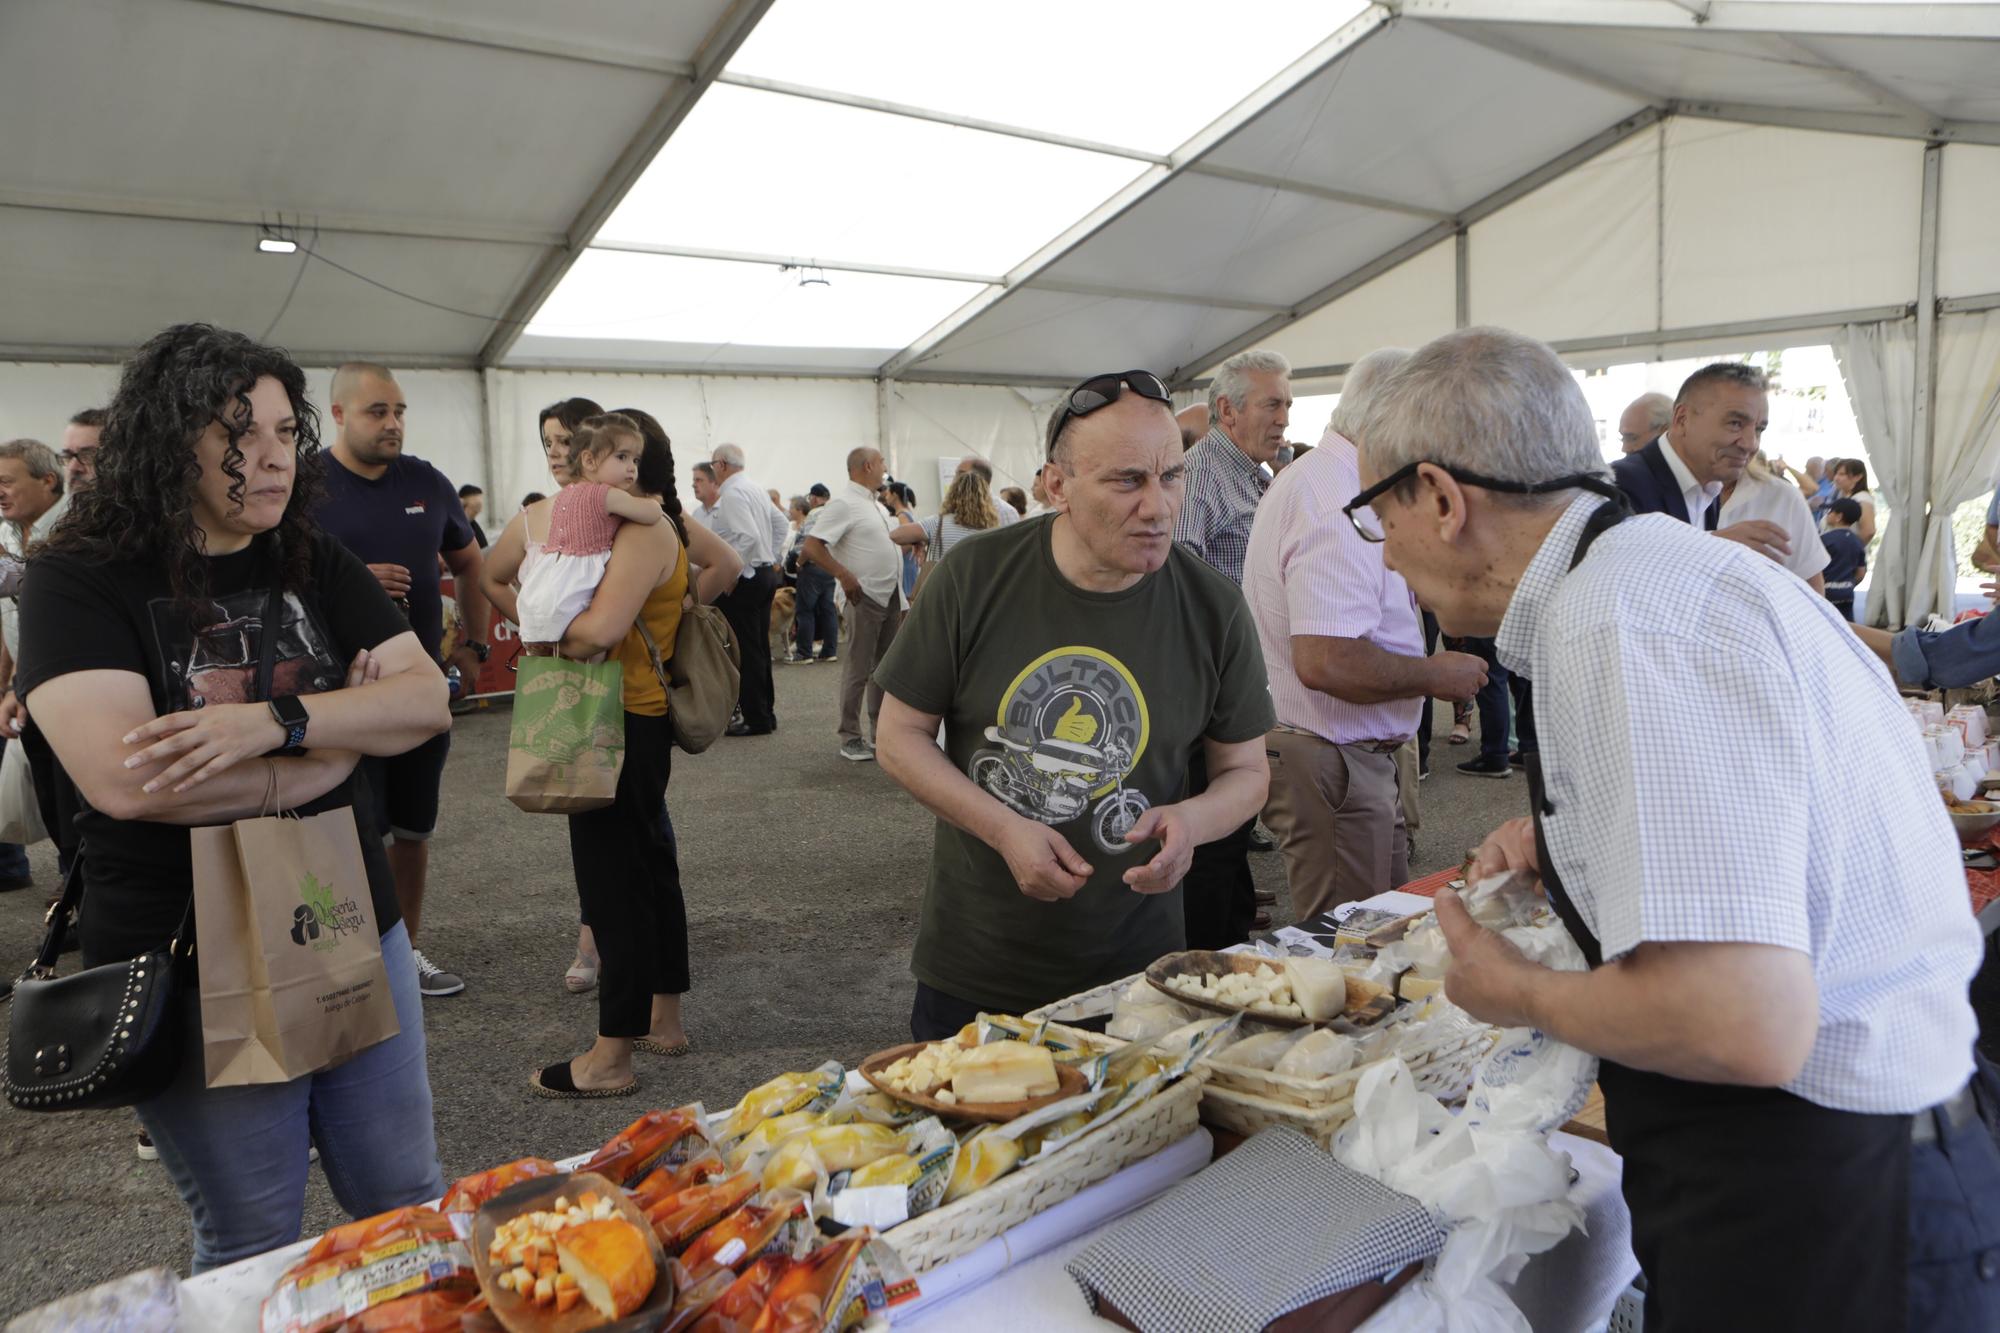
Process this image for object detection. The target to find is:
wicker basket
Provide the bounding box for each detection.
[883,1072,1205,1273]
[1204,1013,1496,1107]
[1198,1080,1355,1149]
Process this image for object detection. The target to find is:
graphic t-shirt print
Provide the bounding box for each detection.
[968,646,1153,854]
[150,589,343,710]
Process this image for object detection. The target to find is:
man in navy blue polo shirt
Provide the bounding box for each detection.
[317,362,488,997]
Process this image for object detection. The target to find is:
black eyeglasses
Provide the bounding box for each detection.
[1343,462,1620,541]
[1046,369,1171,459]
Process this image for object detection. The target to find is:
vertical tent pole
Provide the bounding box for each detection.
[876,376,895,485]
[1454,228,1471,330]
[1906,142,1943,623]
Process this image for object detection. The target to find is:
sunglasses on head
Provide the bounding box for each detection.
[1046,369,1171,458]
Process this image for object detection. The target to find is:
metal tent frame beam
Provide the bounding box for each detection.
[1391,1,2000,40]
[1171,106,1665,384]
[0,188,561,248]
[879,4,1397,380]
[586,240,1296,313]
[188,0,697,75]
[477,0,776,367]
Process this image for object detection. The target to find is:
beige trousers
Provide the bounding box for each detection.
[1261,728,1410,923]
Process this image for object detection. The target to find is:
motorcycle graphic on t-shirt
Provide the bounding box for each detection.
[969,646,1152,854]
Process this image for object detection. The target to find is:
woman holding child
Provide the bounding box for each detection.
[483,409,739,1097]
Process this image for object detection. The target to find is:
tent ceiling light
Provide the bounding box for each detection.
[257,236,298,254]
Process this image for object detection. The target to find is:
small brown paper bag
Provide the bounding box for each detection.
[194,802,399,1087]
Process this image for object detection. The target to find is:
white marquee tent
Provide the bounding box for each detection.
[3,0,1998,623]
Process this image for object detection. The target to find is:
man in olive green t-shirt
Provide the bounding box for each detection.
[874,371,1274,1039]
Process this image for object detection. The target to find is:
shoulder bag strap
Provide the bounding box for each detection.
[633,615,669,688]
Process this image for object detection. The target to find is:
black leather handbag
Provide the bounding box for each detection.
[4,856,190,1111]
[4,575,285,1112]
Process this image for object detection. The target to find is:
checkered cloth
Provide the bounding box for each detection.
[1066,1127,1442,1332]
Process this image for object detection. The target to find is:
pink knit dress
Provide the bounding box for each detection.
[517,483,625,645]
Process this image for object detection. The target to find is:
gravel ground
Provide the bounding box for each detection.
[0,666,1524,1320]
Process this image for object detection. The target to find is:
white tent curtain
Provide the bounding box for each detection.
[1833,320,1917,627]
[1919,310,2000,614]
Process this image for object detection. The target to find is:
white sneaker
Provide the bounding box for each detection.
[839,738,876,762]
[136,1130,158,1161]
[412,948,465,997]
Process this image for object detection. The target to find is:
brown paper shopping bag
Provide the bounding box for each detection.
[193,804,400,1087]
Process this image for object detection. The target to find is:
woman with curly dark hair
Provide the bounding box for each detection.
[16,323,452,1270]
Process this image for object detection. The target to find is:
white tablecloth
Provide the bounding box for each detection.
[895,1132,1634,1333]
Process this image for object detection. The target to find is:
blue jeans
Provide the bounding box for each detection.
[1465,637,1511,761]
[1908,1081,2000,1328]
[794,566,839,659]
[138,921,443,1272]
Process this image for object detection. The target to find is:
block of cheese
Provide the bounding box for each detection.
[555,1218,655,1320]
[1284,957,1355,1022]
[951,1042,1060,1104]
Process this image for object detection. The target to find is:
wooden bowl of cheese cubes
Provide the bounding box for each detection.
[1146,951,1397,1030]
[469,1170,674,1332]
[859,1036,1090,1123]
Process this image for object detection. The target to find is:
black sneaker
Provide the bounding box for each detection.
[1508,750,1526,767]
[1456,754,1512,779]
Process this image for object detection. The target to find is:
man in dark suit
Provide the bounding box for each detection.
[1611,363,1792,562]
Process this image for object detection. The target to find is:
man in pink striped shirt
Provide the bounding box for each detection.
[1242,349,1488,919]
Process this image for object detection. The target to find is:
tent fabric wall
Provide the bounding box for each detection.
[0,362,487,497]
[887,382,1062,507]
[1914,311,2000,620]
[1836,320,1919,627]
[1939,145,2000,300]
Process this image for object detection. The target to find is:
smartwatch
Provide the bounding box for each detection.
[466,641,491,663]
[268,695,310,751]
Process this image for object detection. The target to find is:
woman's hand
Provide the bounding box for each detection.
[123,703,285,794]
[123,649,382,794]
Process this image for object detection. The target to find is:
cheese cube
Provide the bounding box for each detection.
[1284,957,1352,1022]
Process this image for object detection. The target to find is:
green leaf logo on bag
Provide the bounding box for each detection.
[293,871,366,953]
[513,660,625,770]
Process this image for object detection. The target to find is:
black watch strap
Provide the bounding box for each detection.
[268,695,309,750]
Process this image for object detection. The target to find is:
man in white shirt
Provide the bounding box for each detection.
[1610,363,1796,565]
[690,462,719,525]
[803,447,907,762]
[1718,462,1828,591]
[0,437,64,891]
[709,442,781,736]
[1356,325,1995,1331]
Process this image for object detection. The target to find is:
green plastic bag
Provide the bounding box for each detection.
[506,655,626,813]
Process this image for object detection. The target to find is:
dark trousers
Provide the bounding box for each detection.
[1510,677,1537,754]
[1465,637,1511,762]
[1418,612,1439,772]
[567,712,688,1038]
[718,564,778,731]
[1180,751,1257,951]
[793,566,839,659]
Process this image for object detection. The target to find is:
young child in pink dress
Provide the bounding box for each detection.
[517,413,662,654]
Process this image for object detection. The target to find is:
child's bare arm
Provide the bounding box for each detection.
[606,489,665,525]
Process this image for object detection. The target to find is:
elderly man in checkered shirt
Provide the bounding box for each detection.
[1172,348,1292,948]
[1352,326,1997,1332]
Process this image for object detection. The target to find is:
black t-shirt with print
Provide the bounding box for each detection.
[14,532,409,968]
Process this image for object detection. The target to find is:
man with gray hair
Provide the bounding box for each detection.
[1354,326,1994,1330]
[1617,391,1673,454]
[1242,350,1486,919]
[0,438,63,893]
[709,442,784,736]
[803,447,905,761]
[1173,348,1292,945]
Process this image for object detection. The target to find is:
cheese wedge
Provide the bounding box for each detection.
[1284,957,1354,1022]
[951,1042,1059,1104]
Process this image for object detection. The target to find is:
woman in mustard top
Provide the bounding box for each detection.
[485,408,741,1097]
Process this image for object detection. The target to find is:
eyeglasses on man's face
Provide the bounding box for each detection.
[1342,461,1617,542]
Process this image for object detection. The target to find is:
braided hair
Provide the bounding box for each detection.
[609,406,689,547]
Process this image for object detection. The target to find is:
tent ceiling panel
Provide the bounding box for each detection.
[594,84,1146,275]
[1469,124,1659,342]
[1801,33,2000,124]
[1198,20,1646,215]
[1242,242,1456,378]
[0,0,691,235]
[0,210,537,360]
[1424,22,1894,116]
[503,336,893,377]
[521,250,984,361]
[1661,118,1923,328]
[248,0,729,64]
[908,289,1267,383]
[1939,145,2000,300]
[1029,174,1433,311]
[722,0,1368,156]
